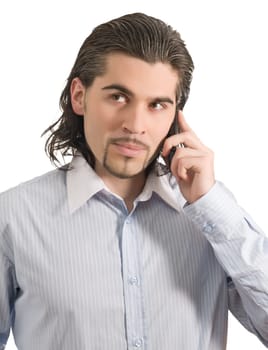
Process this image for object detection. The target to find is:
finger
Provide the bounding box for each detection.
[170,150,209,175]
[173,147,207,160]
[171,157,204,181]
[162,132,205,156]
[178,111,193,133]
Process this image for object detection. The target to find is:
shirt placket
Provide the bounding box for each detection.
[121,214,145,349]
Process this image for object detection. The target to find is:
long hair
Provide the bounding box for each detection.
[42,12,194,170]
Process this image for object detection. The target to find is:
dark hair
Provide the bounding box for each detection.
[43,12,194,170]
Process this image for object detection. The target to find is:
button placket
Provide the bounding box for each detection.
[121,215,145,349]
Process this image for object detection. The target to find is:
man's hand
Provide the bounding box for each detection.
[162,111,215,203]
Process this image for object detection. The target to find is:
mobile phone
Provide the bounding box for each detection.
[166,106,181,169]
[165,91,187,169]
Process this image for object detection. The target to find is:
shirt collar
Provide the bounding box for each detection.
[66,154,105,213]
[67,154,185,213]
[136,170,185,212]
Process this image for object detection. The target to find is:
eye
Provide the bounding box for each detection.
[111,93,128,104]
[150,101,166,110]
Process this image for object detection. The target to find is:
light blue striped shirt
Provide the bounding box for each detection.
[0,154,268,350]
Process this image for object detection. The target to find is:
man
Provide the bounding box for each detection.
[0,12,267,350]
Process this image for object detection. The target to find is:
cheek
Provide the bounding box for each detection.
[84,104,121,133]
[83,116,103,154]
[83,111,119,156]
[152,123,172,144]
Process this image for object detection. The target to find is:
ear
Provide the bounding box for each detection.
[70,77,86,115]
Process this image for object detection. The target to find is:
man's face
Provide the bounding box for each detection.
[73,53,179,179]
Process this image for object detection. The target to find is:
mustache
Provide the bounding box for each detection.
[108,137,149,150]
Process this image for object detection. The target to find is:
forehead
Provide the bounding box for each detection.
[94,52,179,100]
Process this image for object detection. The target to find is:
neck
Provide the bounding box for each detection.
[96,169,146,212]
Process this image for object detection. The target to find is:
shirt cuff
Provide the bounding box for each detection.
[183,181,246,243]
[183,181,267,277]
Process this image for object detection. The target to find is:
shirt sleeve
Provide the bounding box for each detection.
[183,181,268,346]
[0,214,17,349]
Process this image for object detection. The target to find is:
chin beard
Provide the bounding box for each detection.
[100,137,164,178]
[103,154,148,179]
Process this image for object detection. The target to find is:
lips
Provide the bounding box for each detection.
[114,142,146,151]
[111,141,147,157]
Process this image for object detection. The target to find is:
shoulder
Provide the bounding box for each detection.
[0,168,67,213]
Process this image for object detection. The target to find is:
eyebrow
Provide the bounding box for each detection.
[102,84,174,105]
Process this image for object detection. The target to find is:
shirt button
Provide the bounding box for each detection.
[203,222,215,233]
[133,338,143,347]
[128,276,139,285]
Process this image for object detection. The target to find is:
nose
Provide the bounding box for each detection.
[122,104,146,135]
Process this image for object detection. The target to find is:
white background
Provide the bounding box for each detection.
[0,0,267,349]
